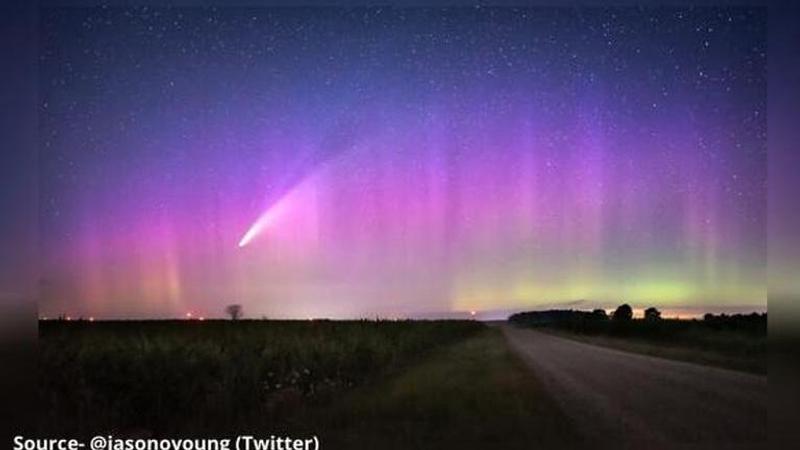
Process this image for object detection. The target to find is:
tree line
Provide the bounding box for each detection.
[508,304,766,339]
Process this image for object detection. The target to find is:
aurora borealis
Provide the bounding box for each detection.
[39,7,766,319]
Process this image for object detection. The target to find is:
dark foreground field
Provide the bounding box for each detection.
[39,320,576,449]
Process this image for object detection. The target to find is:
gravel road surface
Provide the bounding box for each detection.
[502,325,767,449]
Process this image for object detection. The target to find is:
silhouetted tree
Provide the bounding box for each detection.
[591,309,609,320]
[612,304,633,321]
[644,307,661,321]
[225,304,243,320]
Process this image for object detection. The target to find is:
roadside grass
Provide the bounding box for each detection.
[541,328,766,374]
[303,327,580,450]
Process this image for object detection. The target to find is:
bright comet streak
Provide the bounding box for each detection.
[237,172,321,248]
[238,205,282,247]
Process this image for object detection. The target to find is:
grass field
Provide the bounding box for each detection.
[509,310,766,374]
[541,328,766,374]
[39,320,575,447]
[304,327,578,449]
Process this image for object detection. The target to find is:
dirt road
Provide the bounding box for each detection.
[502,325,767,449]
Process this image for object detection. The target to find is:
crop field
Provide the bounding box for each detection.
[38,320,486,438]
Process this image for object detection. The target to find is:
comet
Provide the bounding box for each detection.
[237,171,323,248]
[238,204,282,247]
[237,188,296,247]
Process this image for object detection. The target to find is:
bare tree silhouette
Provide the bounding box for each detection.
[225,304,243,320]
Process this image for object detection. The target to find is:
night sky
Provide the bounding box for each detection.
[39,6,766,319]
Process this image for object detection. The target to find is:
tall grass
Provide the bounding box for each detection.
[39,320,483,436]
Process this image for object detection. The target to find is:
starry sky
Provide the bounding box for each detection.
[38,6,766,319]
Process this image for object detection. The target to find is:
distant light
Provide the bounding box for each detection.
[89,317,95,322]
[186,312,193,319]
[199,317,205,321]
[470,310,477,317]
[66,316,71,321]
